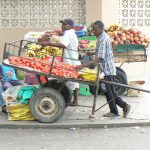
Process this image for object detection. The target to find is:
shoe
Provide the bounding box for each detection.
[103,112,118,117]
[123,105,131,118]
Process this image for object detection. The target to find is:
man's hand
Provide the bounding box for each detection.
[37,37,50,44]
[38,41,49,47]
[76,65,84,71]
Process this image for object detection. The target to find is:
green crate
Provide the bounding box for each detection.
[78,36,96,41]
[116,44,146,53]
[79,84,91,96]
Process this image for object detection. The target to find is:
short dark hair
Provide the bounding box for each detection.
[93,21,104,30]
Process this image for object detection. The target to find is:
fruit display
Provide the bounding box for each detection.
[79,40,96,49]
[107,25,149,47]
[106,24,122,32]
[79,67,97,82]
[42,29,63,37]
[8,56,79,78]
[25,43,62,58]
[7,56,98,82]
[50,35,61,43]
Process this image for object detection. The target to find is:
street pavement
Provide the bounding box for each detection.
[0,127,150,150]
[0,75,150,129]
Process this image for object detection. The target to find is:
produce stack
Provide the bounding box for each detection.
[25,35,63,58]
[79,40,96,49]
[6,56,98,82]
[25,43,62,58]
[106,24,149,47]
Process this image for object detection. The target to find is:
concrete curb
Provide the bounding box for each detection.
[1,122,150,129]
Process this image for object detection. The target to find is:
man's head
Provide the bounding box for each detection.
[60,19,74,31]
[92,21,104,37]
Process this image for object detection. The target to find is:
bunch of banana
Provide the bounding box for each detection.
[79,67,98,82]
[44,46,62,56]
[37,52,48,59]
[25,50,36,57]
[50,35,61,43]
[27,43,42,51]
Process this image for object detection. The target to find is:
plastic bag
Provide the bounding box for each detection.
[2,85,24,105]
[16,86,38,105]
[7,101,34,121]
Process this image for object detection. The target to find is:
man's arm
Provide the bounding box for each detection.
[38,41,66,49]
[76,57,103,70]
[76,38,106,70]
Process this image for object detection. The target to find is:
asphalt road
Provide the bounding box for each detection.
[0,127,150,150]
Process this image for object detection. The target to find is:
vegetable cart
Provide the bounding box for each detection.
[78,36,148,96]
[2,40,150,123]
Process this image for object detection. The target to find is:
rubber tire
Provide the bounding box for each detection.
[89,84,105,95]
[44,79,72,107]
[89,69,128,96]
[115,69,128,95]
[116,67,127,77]
[30,88,65,123]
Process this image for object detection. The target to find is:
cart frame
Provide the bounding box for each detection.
[3,40,150,122]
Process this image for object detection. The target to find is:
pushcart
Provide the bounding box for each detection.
[2,40,150,123]
[78,36,148,95]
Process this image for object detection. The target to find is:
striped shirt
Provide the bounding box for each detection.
[96,32,116,76]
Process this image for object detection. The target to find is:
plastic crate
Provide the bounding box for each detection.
[79,84,91,96]
[75,30,86,37]
[78,36,97,41]
[116,44,146,53]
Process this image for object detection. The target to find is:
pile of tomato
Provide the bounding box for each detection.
[8,56,79,79]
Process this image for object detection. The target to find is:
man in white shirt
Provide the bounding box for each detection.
[38,19,80,106]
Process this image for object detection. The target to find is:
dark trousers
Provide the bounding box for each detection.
[104,76,127,115]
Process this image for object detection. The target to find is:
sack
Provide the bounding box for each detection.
[17,86,38,105]
[7,101,34,121]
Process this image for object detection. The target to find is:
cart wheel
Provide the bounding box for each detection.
[115,69,128,95]
[30,88,65,123]
[89,69,128,96]
[44,79,72,107]
[116,67,127,77]
[89,84,105,95]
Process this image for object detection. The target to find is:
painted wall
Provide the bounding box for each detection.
[0,0,150,77]
[86,0,102,26]
[101,0,150,77]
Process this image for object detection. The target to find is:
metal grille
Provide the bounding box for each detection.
[119,0,150,27]
[0,0,86,28]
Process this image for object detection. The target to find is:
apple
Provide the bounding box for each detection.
[119,40,124,44]
[130,38,134,42]
[113,41,118,46]
[130,34,134,38]
[126,35,131,40]
[134,37,139,42]
[113,31,118,36]
[116,37,121,42]
[121,37,126,41]
[136,41,141,45]
[122,33,126,37]
[117,32,122,36]
[140,37,144,42]
[125,40,130,44]
[131,42,136,44]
